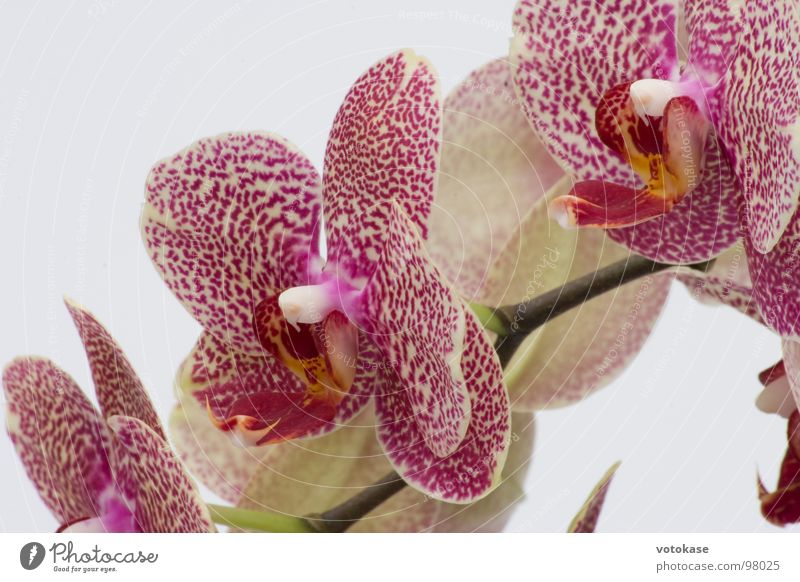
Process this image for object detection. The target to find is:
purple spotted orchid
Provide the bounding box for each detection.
[427,58,670,409]
[170,401,535,532]
[3,299,214,533]
[141,50,510,503]
[511,0,800,338]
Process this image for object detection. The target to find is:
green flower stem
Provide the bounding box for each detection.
[208,504,316,533]
[470,303,512,336]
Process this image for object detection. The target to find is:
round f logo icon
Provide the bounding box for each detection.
[20,542,46,570]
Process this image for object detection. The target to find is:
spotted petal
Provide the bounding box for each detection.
[3,357,113,523]
[568,462,621,533]
[781,340,800,413]
[359,204,473,457]
[238,406,438,533]
[324,50,441,284]
[744,213,800,338]
[375,314,511,503]
[432,413,535,532]
[719,0,800,252]
[682,0,744,85]
[510,0,678,184]
[141,132,322,354]
[426,59,564,299]
[108,415,215,532]
[64,298,164,438]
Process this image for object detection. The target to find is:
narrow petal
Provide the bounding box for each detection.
[433,413,535,532]
[360,204,472,458]
[677,239,761,319]
[64,298,164,438]
[683,0,744,85]
[510,0,678,183]
[375,314,511,503]
[108,415,215,533]
[504,228,671,410]
[141,132,322,354]
[238,406,439,533]
[568,462,621,533]
[719,0,800,252]
[427,58,563,299]
[324,50,441,284]
[3,357,112,523]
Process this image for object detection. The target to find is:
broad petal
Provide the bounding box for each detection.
[427,58,563,299]
[3,357,112,523]
[433,413,535,532]
[568,462,620,533]
[238,406,439,533]
[375,314,511,503]
[108,416,215,533]
[719,0,800,252]
[510,0,678,183]
[607,136,741,263]
[477,177,577,307]
[178,330,372,442]
[360,205,471,458]
[677,239,761,320]
[504,229,671,410]
[141,132,322,354]
[324,50,441,284]
[169,403,264,504]
[64,298,163,438]
[682,0,744,85]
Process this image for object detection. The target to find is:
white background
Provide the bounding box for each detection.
[0,0,794,533]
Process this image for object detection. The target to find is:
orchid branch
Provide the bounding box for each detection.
[494,255,713,366]
[208,504,316,533]
[209,254,713,533]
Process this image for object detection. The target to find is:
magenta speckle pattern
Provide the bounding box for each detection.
[719,0,800,253]
[65,299,165,439]
[324,50,441,283]
[142,132,322,354]
[361,205,471,458]
[4,357,113,524]
[374,314,510,503]
[510,0,678,185]
[109,416,215,533]
[682,0,744,85]
[607,136,740,262]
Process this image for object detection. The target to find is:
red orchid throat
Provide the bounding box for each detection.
[208,280,361,447]
[552,79,710,229]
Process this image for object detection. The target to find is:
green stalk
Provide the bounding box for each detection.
[208,504,315,533]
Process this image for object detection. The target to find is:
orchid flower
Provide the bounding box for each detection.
[171,401,535,532]
[426,58,670,409]
[141,50,510,503]
[3,299,214,533]
[510,0,800,336]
